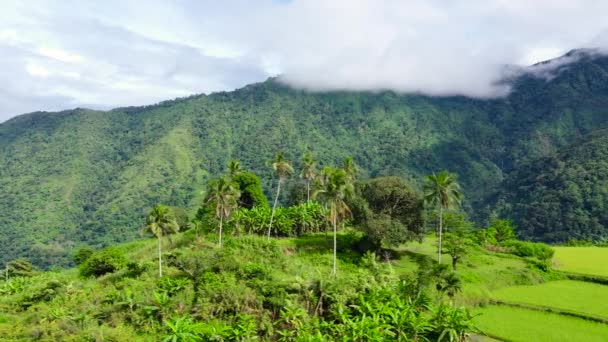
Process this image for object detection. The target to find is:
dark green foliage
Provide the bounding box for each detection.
[79,248,127,277]
[72,246,94,265]
[4,52,608,266]
[497,129,608,242]
[231,171,268,209]
[501,240,555,261]
[350,176,424,248]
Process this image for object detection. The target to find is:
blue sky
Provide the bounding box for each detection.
[1,0,607,121]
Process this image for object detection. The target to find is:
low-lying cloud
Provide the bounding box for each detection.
[1,0,608,121]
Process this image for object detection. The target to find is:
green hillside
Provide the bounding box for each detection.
[2,50,608,266]
[497,129,608,242]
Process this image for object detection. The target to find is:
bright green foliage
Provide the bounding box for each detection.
[230,202,328,236]
[474,305,608,342]
[553,246,608,277]
[491,280,608,320]
[501,240,554,261]
[350,176,424,248]
[442,215,475,270]
[79,248,126,277]
[486,218,516,243]
[231,171,268,209]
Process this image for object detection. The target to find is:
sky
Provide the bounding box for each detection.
[1,0,608,122]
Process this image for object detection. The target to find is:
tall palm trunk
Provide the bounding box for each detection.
[267,180,281,240]
[306,181,310,203]
[332,213,337,276]
[219,214,223,248]
[438,205,443,264]
[158,235,163,277]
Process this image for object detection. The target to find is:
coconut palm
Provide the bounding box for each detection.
[267,152,294,239]
[300,151,317,203]
[423,170,462,264]
[314,167,354,276]
[228,159,242,178]
[144,204,179,277]
[206,176,240,247]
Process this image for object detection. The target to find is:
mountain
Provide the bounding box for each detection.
[496,129,608,242]
[2,49,608,267]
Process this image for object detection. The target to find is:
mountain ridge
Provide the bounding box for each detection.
[2,50,608,267]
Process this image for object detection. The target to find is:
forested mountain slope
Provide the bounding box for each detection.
[497,129,608,242]
[2,50,608,266]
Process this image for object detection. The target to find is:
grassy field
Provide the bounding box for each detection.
[491,280,608,319]
[553,247,608,277]
[474,305,608,342]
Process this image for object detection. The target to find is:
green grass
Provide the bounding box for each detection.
[474,305,608,342]
[553,247,608,277]
[491,280,608,320]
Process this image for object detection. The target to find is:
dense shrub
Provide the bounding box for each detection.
[229,202,328,237]
[79,248,127,277]
[72,246,95,265]
[501,240,555,260]
[232,171,269,209]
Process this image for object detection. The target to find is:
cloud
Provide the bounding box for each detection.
[1,0,608,121]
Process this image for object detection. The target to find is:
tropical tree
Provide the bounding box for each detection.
[206,176,240,248]
[145,204,180,277]
[343,156,358,181]
[314,167,354,276]
[189,218,204,239]
[423,171,462,264]
[300,151,317,203]
[267,152,294,239]
[228,159,242,177]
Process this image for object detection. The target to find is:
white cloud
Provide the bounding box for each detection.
[25,62,50,78]
[1,0,608,121]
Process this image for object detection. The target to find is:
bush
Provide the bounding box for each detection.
[79,248,127,277]
[501,240,554,261]
[72,246,94,265]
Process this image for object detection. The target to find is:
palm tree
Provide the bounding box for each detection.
[300,151,317,203]
[206,176,240,248]
[314,167,353,276]
[342,156,358,181]
[228,159,242,177]
[267,152,294,239]
[144,204,179,277]
[423,170,462,264]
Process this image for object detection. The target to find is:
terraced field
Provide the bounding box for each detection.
[473,247,608,341]
[474,305,608,342]
[553,247,608,277]
[491,280,608,320]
